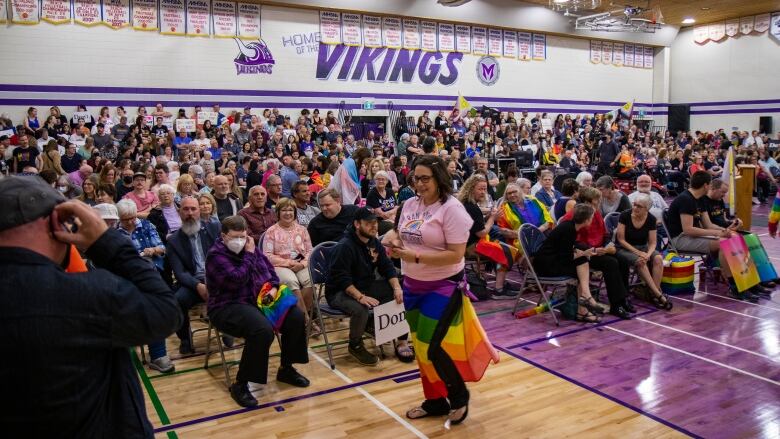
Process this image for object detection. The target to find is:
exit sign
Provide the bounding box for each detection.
[362,98,375,110]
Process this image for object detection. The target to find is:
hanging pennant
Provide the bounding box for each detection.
[160,0,186,35]
[102,0,130,29]
[402,18,420,50]
[633,45,643,67]
[624,43,634,67]
[10,0,40,24]
[532,33,546,60]
[754,13,770,33]
[643,46,653,69]
[590,40,602,64]
[439,23,455,52]
[488,28,502,56]
[502,30,516,58]
[185,0,210,36]
[132,0,157,30]
[421,20,437,52]
[212,0,236,38]
[0,0,6,23]
[739,16,754,35]
[455,24,470,53]
[318,10,340,44]
[601,41,612,65]
[41,0,71,24]
[517,32,531,60]
[471,27,487,55]
[382,17,401,49]
[340,12,361,46]
[708,22,726,42]
[74,0,101,26]
[362,15,381,48]
[237,2,259,39]
[693,25,710,44]
[771,12,780,42]
[612,42,624,66]
[725,18,739,37]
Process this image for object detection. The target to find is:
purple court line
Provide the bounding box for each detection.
[153,368,418,433]
[494,345,703,439]
[393,373,421,384]
[504,309,658,350]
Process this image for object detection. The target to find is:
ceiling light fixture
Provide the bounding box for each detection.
[682,17,695,24]
[548,0,601,16]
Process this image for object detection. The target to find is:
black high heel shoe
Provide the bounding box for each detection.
[651,292,673,310]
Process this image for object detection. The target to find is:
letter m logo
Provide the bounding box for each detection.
[481,63,494,80]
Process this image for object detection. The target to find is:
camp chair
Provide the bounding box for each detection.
[513,223,577,326]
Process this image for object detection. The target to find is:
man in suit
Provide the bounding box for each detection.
[166,196,220,354]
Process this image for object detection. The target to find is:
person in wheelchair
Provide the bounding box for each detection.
[325,207,412,366]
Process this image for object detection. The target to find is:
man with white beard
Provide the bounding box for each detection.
[166,196,221,354]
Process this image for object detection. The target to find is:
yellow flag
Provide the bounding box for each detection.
[456,93,471,117]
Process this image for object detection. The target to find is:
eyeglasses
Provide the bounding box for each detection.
[505,191,519,196]
[413,175,433,184]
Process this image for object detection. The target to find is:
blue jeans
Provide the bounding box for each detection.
[148,340,167,360]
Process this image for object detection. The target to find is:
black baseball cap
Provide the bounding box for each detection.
[0,175,66,231]
[353,207,377,222]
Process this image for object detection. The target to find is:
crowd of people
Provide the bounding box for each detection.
[1,102,778,432]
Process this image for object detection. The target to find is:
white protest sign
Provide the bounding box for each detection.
[176,119,196,132]
[197,111,218,124]
[0,129,14,138]
[373,300,410,345]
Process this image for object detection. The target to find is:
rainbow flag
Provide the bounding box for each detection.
[403,277,499,401]
[256,283,298,332]
[661,252,695,295]
[768,192,780,237]
[497,197,554,233]
[720,234,760,293]
[743,233,778,283]
[475,234,518,268]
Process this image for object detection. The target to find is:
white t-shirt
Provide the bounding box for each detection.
[397,196,472,281]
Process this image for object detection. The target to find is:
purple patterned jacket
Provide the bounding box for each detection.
[206,238,280,313]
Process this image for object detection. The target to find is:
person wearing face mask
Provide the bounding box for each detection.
[206,215,310,408]
[116,168,135,200]
[0,176,181,437]
[56,174,81,199]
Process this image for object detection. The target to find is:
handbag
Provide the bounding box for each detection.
[466,270,490,301]
[660,251,696,295]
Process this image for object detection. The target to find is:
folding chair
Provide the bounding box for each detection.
[203,321,235,388]
[308,241,349,370]
[660,209,719,286]
[513,223,577,326]
[604,211,621,240]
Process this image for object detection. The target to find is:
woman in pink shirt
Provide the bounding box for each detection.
[383,156,498,427]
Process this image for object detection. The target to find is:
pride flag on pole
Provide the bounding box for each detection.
[722,146,736,215]
[456,93,471,118]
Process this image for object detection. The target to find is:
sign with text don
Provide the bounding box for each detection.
[373,300,410,345]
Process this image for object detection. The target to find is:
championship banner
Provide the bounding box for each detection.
[160,0,186,35]
[693,25,710,44]
[0,0,6,23]
[708,22,726,42]
[455,24,470,53]
[472,26,487,55]
[438,23,455,52]
[502,29,517,58]
[185,0,209,36]
[402,18,420,50]
[633,44,643,67]
[532,33,546,60]
[318,10,341,44]
[41,0,71,24]
[624,43,634,67]
[517,32,531,60]
[237,2,260,39]
[102,0,130,29]
[739,16,754,35]
[212,0,236,38]
[382,17,401,49]
[589,40,602,63]
[643,46,653,69]
[340,12,361,46]
[74,0,101,26]
[132,0,157,30]
[11,0,39,24]
[754,13,770,33]
[488,28,502,57]
[612,42,624,66]
[362,15,381,48]
[601,41,612,65]
[421,20,437,52]
[771,13,780,42]
[725,18,739,37]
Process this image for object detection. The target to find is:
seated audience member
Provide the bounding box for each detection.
[93,202,119,228]
[365,170,398,223]
[615,194,672,310]
[238,185,277,244]
[212,175,241,221]
[262,198,315,322]
[700,178,740,230]
[123,171,159,219]
[265,174,283,209]
[207,215,309,408]
[68,164,93,188]
[115,199,174,372]
[448,158,465,192]
[174,174,197,205]
[553,178,578,220]
[458,174,499,255]
[666,171,764,302]
[533,204,602,323]
[96,183,117,204]
[166,197,221,354]
[617,144,640,178]
[325,207,413,365]
[493,182,554,298]
[147,184,181,243]
[61,142,84,174]
[595,175,630,216]
[628,174,667,221]
[561,187,632,319]
[292,180,320,226]
[76,175,100,207]
[534,170,561,209]
[198,192,220,226]
[575,171,593,188]
[307,189,359,246]
[0,178,181,438]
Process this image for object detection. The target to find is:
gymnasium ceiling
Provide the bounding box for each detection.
[518,0,780,26]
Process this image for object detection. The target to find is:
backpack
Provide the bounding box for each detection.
[466,270,490,301]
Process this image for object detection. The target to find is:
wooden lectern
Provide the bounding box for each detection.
[735,165,755,231]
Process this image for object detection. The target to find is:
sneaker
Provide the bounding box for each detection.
[149,356,175,373]
[491,288,519,300]
[229,382,258,407]
[348,343,379,366]
[276,366,311,387]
